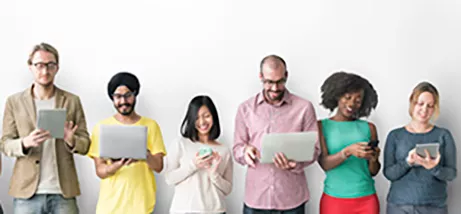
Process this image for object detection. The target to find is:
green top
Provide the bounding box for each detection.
[321,119,376,198]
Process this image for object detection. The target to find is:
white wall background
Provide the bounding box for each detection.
[1,0,460,213]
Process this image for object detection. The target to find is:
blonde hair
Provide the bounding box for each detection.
[27,43,59,65]
[409,81,440,120]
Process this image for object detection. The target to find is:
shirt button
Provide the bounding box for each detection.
[270,185,274,190]
[35,160,40,164]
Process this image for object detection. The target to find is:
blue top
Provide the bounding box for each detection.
[321,119,376,198]
[383,126,457,207]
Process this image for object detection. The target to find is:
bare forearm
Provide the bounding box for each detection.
[147,154,164,173]
[96,163,114,179]
[369,160,381,176]
[319,150,347,171]
[94,158,119,179]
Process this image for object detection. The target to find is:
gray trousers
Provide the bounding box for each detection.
[387,203,448,214]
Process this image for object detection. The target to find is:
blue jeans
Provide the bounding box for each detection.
[243,203,305,214]
[14,194,78,214]
[387,203,448,214]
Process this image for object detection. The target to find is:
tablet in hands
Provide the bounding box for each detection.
[36,109,67,139]
[415,143,439,159]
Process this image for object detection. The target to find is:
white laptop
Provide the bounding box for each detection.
[99,124,147,160]
[36,109,67,139]
[260,131,318,164]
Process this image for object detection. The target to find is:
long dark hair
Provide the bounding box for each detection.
[180,95,221,142]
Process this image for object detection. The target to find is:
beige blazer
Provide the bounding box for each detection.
[0,86,90,198]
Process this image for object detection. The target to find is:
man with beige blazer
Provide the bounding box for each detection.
[0,43,90,214]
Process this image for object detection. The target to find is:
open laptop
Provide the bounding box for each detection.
[260,131,318,164]
[99,124,147,160]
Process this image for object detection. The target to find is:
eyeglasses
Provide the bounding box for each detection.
[32,62,58,71]
[262,77,286,87]
[112,91,136,100]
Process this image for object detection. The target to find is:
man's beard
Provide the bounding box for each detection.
[115,101,136,116]
[265,89,284,102]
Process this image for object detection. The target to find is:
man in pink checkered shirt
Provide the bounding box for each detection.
[233,55,320,214]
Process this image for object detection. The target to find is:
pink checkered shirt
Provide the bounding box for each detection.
[233,90,320,210]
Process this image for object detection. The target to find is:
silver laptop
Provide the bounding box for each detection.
[36,109,67,139]
[99,124,147,160]
[260,131,318,164]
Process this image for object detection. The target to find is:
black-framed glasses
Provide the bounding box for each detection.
[262,77,286,86]
[32,62,58,71]
[112,91,136,100]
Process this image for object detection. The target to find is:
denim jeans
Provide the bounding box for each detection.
[387,203,448,214]
[243,203,305,214]
[14,194,78,214]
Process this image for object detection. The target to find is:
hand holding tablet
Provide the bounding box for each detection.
[412,143,441,170]
[415,143,439,159]
[22,129,51,149]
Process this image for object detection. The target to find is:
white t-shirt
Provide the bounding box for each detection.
[35,97,62,194]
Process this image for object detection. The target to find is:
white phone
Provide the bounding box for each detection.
[415,143,440,159]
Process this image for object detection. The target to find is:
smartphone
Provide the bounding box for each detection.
[198,147,213,158]
[368,140,379,149]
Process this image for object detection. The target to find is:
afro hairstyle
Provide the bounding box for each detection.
[320,71,378,118]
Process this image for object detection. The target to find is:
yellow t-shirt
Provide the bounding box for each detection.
[88,116,166,214]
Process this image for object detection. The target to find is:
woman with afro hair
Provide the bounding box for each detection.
[317,71,380,214]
